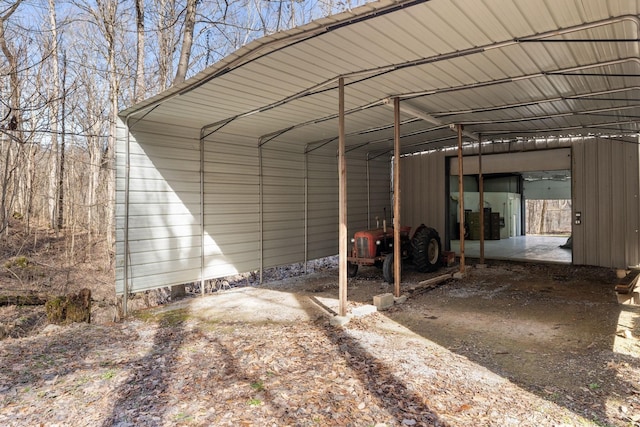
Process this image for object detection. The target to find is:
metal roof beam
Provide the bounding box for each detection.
[384,99,477,140]
[398,58,640,100]
[457,104,640,126]
[481,119,640,137]
[433,87,640,118]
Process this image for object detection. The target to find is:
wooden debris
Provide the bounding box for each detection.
[408,273,453,294]
[615,270,640,294]
[0,294,47,306]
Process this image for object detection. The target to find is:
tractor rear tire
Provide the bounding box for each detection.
[347,261,358,278]
[412,226,442,273]
[382,253,395,284]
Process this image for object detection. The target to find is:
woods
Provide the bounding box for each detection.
[0,0,361,261]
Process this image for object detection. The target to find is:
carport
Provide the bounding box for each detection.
[117,0,640,315]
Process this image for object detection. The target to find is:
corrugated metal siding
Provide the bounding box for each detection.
[449,149,571,175]
[115,119,202,294]
[306,147,338,260]
[117,114,391,296]
[306,144,392,260]
[202,132,260,278]
[367,155,392,229]
[573,137,640,269]
[627,140,640,266]
[261,142,306,267]
[399,151,447,239]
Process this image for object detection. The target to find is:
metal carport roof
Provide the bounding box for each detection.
[122,0,640,154]
[118,0,640,315]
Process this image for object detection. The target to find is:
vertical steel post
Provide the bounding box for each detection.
[123,121,131,317]
[393,97,401,297]
[478,133,485,265]
[304,149,309,274]
[259,144,264,284]
[338,78,348,317]
[457,124,466,273]
[200,130,205,295]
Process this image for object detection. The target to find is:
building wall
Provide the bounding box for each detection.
[115,119,203,294]
[262,140,391,267]
[116,119,391,295]
[399,151,447,239]
[203,131,261,278]
[572,137,640,269]
[401,140,640,270]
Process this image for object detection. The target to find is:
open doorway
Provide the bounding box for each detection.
[523,170,572,241]
[449,169,572,264]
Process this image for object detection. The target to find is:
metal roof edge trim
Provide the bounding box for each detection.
[118,0,428,121]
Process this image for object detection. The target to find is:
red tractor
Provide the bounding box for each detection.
[347,222,442,283]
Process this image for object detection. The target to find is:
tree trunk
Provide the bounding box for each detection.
[0,1,25,234]
[45,288,92,324]
[0,294,48,306]
[173,0,197,85]
[57,53,67,230]
[48,0,61,231]
[135,0,146,102]
[538,199,548,234]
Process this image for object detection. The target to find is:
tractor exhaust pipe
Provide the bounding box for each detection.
[383,208,387,232]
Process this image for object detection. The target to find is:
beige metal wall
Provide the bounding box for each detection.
[400,140,640,270]
[399,151,447,239]
[115,119,203,294]
[203,131,261,278]
[116,120,391,295]
[449,149,571,175]
[262,140,391,267]
[572,137,640,269]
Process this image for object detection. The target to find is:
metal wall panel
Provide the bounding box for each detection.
[399,151,447,239]
[260,143,306,268]
[573,137,640,269]
[306,148,339,260]
[263,141,392,267]
[626,141,640,266]
[449,149,571,175]
[203,132,260,279]
[115,119,203,294]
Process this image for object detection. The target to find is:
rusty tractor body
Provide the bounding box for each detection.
[347,223,442,283]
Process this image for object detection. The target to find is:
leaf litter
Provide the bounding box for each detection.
[1,261,639,426]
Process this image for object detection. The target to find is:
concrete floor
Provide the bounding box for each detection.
[450,235,572,264]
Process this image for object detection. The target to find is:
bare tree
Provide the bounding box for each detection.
[47,0,62,231]
[173,0,197,85]
[151,0,178,91]
[135,0,146,102]
[0,0,25,234]
[71,0,123,252]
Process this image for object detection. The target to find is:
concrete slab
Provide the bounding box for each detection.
[351,305,377,317]
[450,235,571,264]
[173,287,322,323]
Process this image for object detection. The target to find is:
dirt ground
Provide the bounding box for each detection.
[1,224,640,426]
[259,261,640,425]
